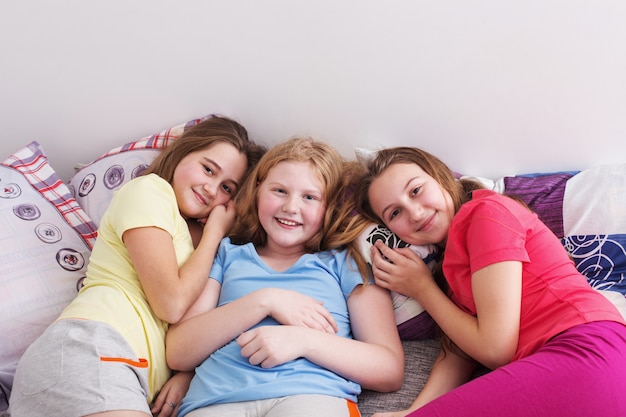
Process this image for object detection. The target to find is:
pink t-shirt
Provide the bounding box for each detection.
[444,189,625,360]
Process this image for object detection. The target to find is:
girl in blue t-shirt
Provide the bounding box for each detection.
[166,138,404,417]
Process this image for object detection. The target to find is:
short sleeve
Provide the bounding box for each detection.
[465,201,531,273]
[104,174,180,239]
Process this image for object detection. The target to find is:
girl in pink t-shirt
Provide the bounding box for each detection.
[352,146,626,417]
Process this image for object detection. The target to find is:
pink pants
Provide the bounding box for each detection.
[408,320,626,417]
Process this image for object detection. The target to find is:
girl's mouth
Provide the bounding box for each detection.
[417,212,436,232]
[194,190,207,205]
[276,218,300,227]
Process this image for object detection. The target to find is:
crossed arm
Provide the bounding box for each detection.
[166,279,405,392]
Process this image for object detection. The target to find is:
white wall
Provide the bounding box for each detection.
[1,0,625,182]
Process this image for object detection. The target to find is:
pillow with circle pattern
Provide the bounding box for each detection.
[68,116,210,227]
[0,141,97,411]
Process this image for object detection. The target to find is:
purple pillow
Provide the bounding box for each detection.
[502,172,578,238]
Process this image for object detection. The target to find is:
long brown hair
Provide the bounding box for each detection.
[352,147,483,225]
[230,137,370,280]
[144,114,267,185]
[351,147,486,354]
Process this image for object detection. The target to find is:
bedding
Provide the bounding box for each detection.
[2,121,625,416]
[0,142,97,411]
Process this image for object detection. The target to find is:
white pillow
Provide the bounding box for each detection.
[0,142,97,411]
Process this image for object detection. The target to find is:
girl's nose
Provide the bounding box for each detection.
[282,197,298,213]
[203,182,218,198]
[409,204,425,222]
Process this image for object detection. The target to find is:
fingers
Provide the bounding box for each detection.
[237,330,271,368]
[308,304,339,333]
[161,401,178,417]
[151,399,179,417]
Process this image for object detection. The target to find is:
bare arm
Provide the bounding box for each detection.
[166,283,339,371]
[406,344,476,411]
[372,241,521,369]
[124,203,235,324]
[237,283,405,392]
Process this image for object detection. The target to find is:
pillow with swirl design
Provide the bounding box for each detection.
[356,223,438,340]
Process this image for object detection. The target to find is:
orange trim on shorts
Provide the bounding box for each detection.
[100,356,149,368]
[347,400,361,417]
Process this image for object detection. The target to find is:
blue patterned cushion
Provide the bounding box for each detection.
[560,163,626,296]
[563,235,626,294]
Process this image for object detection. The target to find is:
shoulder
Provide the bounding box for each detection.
[316,247,350,263]
[112,174,173,204]
[217,237,255,260]
[120,173,170,193]
[314,248,361,278]
[105,174,178,225]
[460,189,528,219]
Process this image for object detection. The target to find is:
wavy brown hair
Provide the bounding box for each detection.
[352,147,483,225]
[144,114,267,185]
[350,146,486,353]
[230,137,370,280]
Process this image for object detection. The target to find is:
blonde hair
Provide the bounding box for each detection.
[230,137,370,280]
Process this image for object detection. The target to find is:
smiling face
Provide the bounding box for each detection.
[368,162,455,246]
[172,141,248,220]
[256,160,326,257]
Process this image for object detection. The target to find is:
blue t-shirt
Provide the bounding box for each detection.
[179,238,364,416]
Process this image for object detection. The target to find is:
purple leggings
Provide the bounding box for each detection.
[408,321,626,417]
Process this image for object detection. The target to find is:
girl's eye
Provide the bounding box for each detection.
[222,184,233,195]
[389,209,400,220]
[204,165,214,176]
[304,194,317,201]
[411,186,420,197]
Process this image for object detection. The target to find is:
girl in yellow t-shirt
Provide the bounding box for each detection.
[9,115,266,417]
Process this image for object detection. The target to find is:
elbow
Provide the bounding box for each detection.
[166,347,196,372]
[155,300,190,325]
[165,338,182,371]
[382,363,405,392]
[166,353,194,372]
[364,355,405,392]
[483,356,512,370]
[378,345,406,392]
[165,328,195,372]
[370,366,404,393]
[480,347,515,370]
[162,310,185,326]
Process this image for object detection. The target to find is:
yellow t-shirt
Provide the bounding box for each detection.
[59,174,194,401]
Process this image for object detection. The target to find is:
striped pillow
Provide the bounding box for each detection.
[0,141,97,411]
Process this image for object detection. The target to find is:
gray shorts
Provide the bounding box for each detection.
[9,319,151,417]
[184,394,361,417]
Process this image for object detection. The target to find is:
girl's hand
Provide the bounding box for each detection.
[203,200,237,238]
[237,326,307,368]
[370,241,436,298]
[262,288,338,334]
[150,371,193,416]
